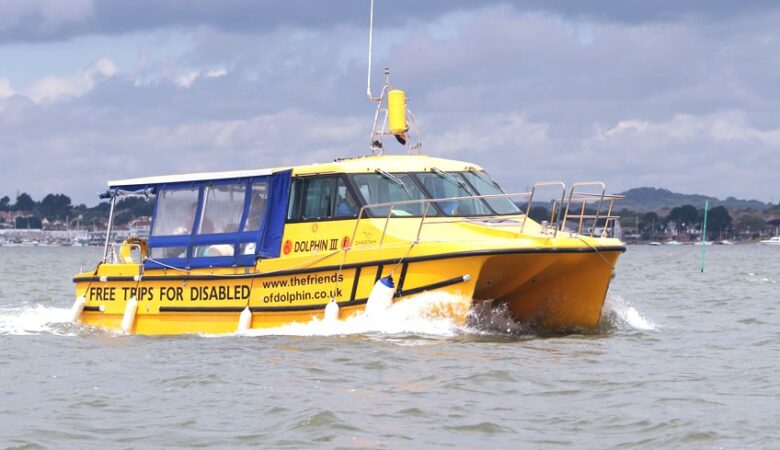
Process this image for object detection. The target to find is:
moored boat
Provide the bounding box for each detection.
[760,236,780,245]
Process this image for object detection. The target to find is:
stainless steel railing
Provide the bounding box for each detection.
[560,182,624,237]
[345,181,623,250]
[348,191,533,249]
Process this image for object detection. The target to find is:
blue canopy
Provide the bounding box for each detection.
[140,169,292,269]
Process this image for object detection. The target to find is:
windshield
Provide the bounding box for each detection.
[415,172,492,216]
[349,170,520,218]
[352,173,433,217]
[462,171,521,214]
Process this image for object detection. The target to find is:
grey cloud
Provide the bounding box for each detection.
[2,0,780,43]
[2,5,780,204]
[0,0,477,43]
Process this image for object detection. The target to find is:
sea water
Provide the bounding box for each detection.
[0,245,778,449]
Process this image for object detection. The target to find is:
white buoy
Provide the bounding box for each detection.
[237,306,252,332]
[365,275,394,317]
[324,299,340,321]
[69,296,86,322]
[120,296,138,334]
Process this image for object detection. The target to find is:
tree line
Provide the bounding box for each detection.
[3,191,778,237]
[0,192,153,229]
[525,203,779,240]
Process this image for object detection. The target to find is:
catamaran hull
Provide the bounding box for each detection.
[74,247,622,335]
[473,250,620,331]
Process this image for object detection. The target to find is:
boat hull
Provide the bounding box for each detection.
[74,245,623,335]
[473,250,620,331]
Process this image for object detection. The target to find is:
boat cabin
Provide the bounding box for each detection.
[105,157,522,270]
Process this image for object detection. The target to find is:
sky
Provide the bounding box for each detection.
[0,0,778,205]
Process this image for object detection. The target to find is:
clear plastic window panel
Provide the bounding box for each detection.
[462,171,521,215]
[352,174,432,217]
[151,187,200,236]
[239,242,257,255]
[150,246,187,259]
[198,184,246,234]
[194,244,235,257]
[416,173,491,216]
[244,182,268,231]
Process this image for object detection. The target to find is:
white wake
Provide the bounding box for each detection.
[600,293,656,331]
[239,291,471,338]
[0,304,74,336]
[0,291,655,337]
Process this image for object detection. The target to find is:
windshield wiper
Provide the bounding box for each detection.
[432,167,470,190]
[375,169,414,199]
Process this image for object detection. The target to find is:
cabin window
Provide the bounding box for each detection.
[150,246,186,259]
[287,176,358,221]
[244,182,268,231]
[194,244,234,257]
[462,171,521,215]
[303,177,333,219]
[151,187,200,236]
[415,172,492,216]
[198,184,245,235]
[351,173,432,217]
[334,178,359,217]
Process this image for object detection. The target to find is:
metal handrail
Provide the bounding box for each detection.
[344,180,623,252]
[522,181,566,235]
[560,182,624,237]
[347,191,533,251]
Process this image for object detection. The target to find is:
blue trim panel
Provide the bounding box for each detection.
[259,170,292,259]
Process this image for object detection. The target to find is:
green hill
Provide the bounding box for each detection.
[617,187,770,212]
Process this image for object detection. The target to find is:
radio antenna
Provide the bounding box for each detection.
[366,0,376,100]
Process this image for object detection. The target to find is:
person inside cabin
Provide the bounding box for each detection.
[173,203,216,235]
[335,186,357,217]
[438,200,459,216]
[245,191,266,230]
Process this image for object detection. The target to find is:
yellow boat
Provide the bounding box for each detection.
[70,23,625,334]
[71,149,624,334]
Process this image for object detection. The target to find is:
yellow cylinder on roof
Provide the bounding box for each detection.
[387,89,408,134]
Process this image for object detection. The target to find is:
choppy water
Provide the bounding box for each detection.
[1,245,778,449]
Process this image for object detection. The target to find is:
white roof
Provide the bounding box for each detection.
[108,168,275,189]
